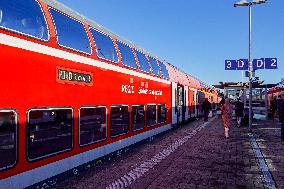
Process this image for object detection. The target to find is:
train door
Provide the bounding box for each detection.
[177,85,185,123]
[172,82,178,125]
[197,91,205,117]
[190,89,197,118]
[196,91,199,117]
[172,82,187,125]
[184,86,189,121]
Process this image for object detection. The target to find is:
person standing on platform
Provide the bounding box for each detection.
[219,97,225,115]
[222,98,232,138]
[270,96,277,119]
[202,98,212,122]
[277,98,284,142]
[235,99,244,127]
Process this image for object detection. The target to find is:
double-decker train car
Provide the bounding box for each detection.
[0,0,218,188]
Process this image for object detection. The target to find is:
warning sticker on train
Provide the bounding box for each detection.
[56,67,93,86]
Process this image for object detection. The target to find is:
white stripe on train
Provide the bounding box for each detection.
[0,124,172,189]
[0,33,170,85]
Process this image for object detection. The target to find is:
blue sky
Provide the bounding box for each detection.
[57,0,284,86]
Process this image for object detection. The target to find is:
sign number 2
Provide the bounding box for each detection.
[271,58,277,67]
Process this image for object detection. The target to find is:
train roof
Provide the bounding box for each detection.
[41,0,213,91]
[42,0,153,56]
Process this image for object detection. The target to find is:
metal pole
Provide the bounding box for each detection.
[265,84,268,119]
[248,5,253,131]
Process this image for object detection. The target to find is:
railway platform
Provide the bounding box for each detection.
[54,116,284,189]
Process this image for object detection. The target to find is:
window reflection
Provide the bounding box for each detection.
[90,28,118,62]
[147,105,156,127]
[159,61,169,79]
[158,104,167,123]
[28,109,73,160]
[110,106,129,137]
[0,111,17,170]
[149,57,160,76]
[79,107,107,146]
[132,105,144,131]
[117,41,137,69]
[0,0,49,40]
[49,8,91,54]
[135,50,150,73]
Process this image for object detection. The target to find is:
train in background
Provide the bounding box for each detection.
[0,0,219,188]
[267,80,284,115]
[267,80,284,101]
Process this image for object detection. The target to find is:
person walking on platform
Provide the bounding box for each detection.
[202,98,212,122]
[235,99,244,127]
[277,98,284,142]
[222,98,232,138]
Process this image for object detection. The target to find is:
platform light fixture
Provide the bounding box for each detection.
[234,0,267,132]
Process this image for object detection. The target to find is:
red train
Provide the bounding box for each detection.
[0,0,219,188]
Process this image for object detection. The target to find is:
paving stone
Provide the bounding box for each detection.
[54,116,284,189]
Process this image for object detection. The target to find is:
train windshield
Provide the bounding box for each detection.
[158,61,170,80]
[0,0,49,40]
[117,41,137,69]
[148,57,161,76]
[90,28,118,63]
[135,50,151,73]
[49,8,91,55]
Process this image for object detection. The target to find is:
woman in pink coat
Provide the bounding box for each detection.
[222,98,232,138]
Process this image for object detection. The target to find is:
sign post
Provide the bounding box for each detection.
[224,57,278,131]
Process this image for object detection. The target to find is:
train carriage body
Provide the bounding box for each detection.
[0,0,218,188]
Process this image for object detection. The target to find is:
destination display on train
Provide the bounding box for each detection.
[56,67,93,86]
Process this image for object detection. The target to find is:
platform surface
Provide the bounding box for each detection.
[55,116,284,189]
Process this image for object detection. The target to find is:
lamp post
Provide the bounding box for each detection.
[234,0,267,132]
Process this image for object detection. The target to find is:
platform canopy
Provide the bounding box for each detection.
[213,81,277,89]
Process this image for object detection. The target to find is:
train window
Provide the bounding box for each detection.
[27,108,73,161]
[132,105,144,131]
[0,0,49,41]
[135,50,151,73]
[158,104,167,123]
[90,28,118,63]
[147,105,157,127]
[148,57,161,76]
[158,61,170,80]
[49,8,91,55]
[117,41,137,69]
[110,105,129,137]
[79,107,107,146]
[0,110,17,171]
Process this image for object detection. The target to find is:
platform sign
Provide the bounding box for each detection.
[236,59,248,70]
[225,58,278,70]
[264,58,278,69]
[225,60,237,70]
[253,58,265,70]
